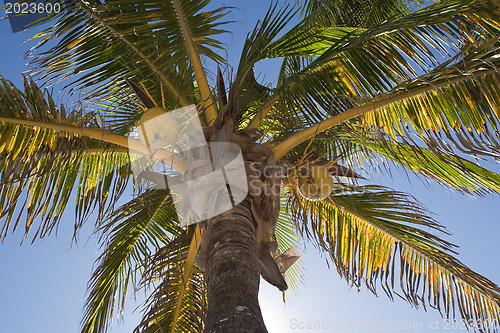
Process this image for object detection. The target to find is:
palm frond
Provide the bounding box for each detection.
[306,0,500,78]
[275,193,303,294]
[362,48,500,159]
[0,76,130,241]
[272,37,500,160]
[232,3,297,125]
[82,189,181,333]
[135,229,205,333]
[300,0,427,28]
[262,25,364,59]
[346,128,500,195]
[253,0,500,131]
[171,0,218,122]
[23,0,229,129]
[89,89,143,136]
[287,185,500,329]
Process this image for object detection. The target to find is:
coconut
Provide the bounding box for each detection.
[297,164,334,200]
[137,107,178,149]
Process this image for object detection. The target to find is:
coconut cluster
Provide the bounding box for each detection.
[282,164,334,201]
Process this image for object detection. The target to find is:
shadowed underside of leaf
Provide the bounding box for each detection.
[301,0,427,28]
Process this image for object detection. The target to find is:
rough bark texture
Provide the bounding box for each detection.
[203,199,268,333]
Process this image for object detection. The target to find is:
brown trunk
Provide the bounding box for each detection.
[203,199,268,333]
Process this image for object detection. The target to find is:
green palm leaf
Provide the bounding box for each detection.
[135,229,205,333]
[347,128,500,195]
[287,185,500,326]
[0,76,130,241]
[252,0,500,130]
[301,0,426,28]
[361,51,500,158]
[82,189,181,333]
[271,38,500,160]
[24,0,229,128]
[292,123,500,197]
[276,194,303,294]
[231,3,296,124]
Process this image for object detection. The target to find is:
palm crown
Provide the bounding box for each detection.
[2,0,500,332]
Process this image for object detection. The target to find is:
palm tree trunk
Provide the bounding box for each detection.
[203,199,268,333]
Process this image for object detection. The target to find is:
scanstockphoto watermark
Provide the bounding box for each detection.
[129,105,249,226]
[289,318,500,331]
[129,104,366,226]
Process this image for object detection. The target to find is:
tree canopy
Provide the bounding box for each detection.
[1,0,500,332]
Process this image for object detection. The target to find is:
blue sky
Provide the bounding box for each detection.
[1,1,500,333]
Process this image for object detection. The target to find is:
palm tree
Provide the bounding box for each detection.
[2,0,500,332]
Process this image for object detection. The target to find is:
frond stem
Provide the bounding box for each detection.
[0,117,187,172]
[72,0,190,106]
[248,93,280,129]
[172,0,218,124]
[273,70,496,160]
[170,225,203,332]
